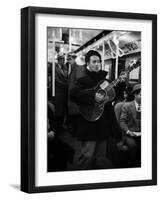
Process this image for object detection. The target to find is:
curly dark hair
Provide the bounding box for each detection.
[85,50,102,64]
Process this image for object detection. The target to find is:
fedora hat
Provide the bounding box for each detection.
[57,53,65,60]
[132,84,141,94]
[67,53,77,60]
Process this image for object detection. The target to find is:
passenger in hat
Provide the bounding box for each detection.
[54,52,68,133]
[47,53,75,172]
[57,53,65,64]
[119,83,141,167]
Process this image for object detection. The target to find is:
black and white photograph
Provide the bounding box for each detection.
[47,27,142,172]
[20,6,157,193]
[1,0,161,198]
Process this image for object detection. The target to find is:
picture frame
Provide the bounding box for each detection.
[21,6,157,193]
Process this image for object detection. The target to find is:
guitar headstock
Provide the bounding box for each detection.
[111,58,141,86]
[127,58,141,72]
[118,58,141,82]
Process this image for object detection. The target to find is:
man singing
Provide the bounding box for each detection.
[70,50,126,170]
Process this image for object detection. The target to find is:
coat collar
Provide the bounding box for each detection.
[85,68,108,82]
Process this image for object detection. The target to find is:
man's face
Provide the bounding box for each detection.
[87,55,101,72]
[68,58,75,65]
[58,57,65,65]
[135,90,141,104]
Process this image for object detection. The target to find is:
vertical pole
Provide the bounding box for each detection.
[102,42,105,70]
[52,30,55,96]
[69,28,72,52]
[115,38,119,79]
[115,55,118,79]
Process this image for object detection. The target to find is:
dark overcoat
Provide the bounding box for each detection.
[55,63,68,116]
[70,69,121,141]
[68,64,85,115]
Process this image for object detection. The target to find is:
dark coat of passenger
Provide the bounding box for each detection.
[55,63,68,116]
[68,64,85,115]
[70,69,122,141]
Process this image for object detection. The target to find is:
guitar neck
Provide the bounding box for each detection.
[109,78,120,89]
[107,60,140,90]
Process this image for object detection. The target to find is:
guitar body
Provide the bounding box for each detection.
[78,58,141,121]
[79,80,116,121]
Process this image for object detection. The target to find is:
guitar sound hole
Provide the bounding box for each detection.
[97,89,106,98]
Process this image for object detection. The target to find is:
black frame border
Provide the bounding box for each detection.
[21,6,157,193]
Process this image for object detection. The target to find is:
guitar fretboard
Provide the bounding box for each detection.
[104,59,141,91]
[108,79,120,90]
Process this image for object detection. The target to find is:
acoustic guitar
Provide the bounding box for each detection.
[78,59,141,121]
